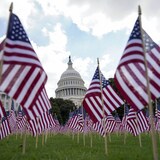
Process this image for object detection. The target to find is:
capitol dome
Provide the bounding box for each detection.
[55,56,87,107]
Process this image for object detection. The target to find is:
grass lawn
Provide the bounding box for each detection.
[0,133,160,160]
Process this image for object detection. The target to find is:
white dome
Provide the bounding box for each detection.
[60,62,81,80]
[55,56,87,107]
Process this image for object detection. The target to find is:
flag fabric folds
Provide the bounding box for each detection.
[92,114,116,136]
[83,66,123,123]
[7,100,17,133]
[16,105,27,131]
[155,98,160,131]
[68,108,84,132]
[114,17,160,111]
[0,13,47,110]
[0,100,11,139]
[0,13,51,136]
[125,107,149,136]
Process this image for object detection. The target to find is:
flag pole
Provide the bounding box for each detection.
[138,5,158,160]
[155,99,160,140]
[89,122,93,148]
[45,130,48,144]
[123,101,127,144]
[135,112,142,147]
[97,58,108,155]
[88,114,93,148]
[77,130,80,144]
[0,2,13,82]
[35,117,39,149]
[82,105,86,146]
[22,119,27,154]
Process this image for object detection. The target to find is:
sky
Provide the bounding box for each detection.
[0,0,160,98]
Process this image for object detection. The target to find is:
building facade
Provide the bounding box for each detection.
[55,56,87,107]
[0,91,19,111]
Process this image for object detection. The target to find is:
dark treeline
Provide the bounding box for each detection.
[49,98,76,125]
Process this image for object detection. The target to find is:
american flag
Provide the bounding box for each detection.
[121,103,130,132]
[114,113,122,132]
[68,108,84,132]
[47,109,56,129]
[126,107,149,136]
[92,114,116,136]
[137,109,150,133]
[105,114,116,133]
[0,100,11,139]
[155,98,160,119]
[0,13,51,136]
[7,100,17,133]
[92,119,105,136]
[83,67,123,123]
[83,115,91,133]
[0,13,47,109]
[155,98,160,131]
[16,105,27,130]
[114,17,160,111]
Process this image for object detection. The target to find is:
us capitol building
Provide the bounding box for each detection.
[55,56,87,107]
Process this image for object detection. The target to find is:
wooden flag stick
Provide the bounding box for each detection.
[89,125,93,148]
[77,131,80,144]
[97,58,108,155]
[35,116,40,148]
[21,130,23,139]
[138,5,158,160]
[124,132,127,144]
[35,134,38,149]
[22,122,27,154]
[83,130,85,146]
[82,106,85,146]
[123,102,127,144]
[155,99,160,141]
[45,130,48,144]
[108,133,111,142]
[72,132,74,140]
[90,131,93,148]
[42,132,44,146]
[0,2,13,82]
[138,132,142,147]
[16,131,18,140]
[135,113,142,147]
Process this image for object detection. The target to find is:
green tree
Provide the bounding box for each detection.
[108,78,125,118]
[49,98,76,125]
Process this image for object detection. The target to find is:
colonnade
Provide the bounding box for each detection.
[56,88,86,98]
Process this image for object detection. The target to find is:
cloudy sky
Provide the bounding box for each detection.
[0,0,160,98]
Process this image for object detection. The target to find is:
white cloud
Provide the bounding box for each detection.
[58,0,160,41]
[2,0,160,41]
[73,57,94,88]
[31,23,70,97]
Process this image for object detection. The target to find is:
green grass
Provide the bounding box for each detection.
[0,133,160,160]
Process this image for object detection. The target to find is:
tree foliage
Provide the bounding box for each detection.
[49,98,76,125]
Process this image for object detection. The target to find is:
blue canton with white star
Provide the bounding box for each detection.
[142,29,157,52]
[92,67,100,80]
[101,73,110,88]
[129,18,141,41]
[8,13,30,43]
